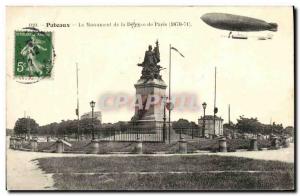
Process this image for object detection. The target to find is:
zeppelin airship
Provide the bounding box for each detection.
[201,13,278,40]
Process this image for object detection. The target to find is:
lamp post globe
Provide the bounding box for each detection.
[202,102,207,110]
[90,100,95,108]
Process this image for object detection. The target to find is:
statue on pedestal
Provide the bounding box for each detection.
[138,40,164,81]
[131,40,167,130]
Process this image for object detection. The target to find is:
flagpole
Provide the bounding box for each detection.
[76,63,80,141]
[213,67,216,136]
[228,104,230,124]
[168,44,171,144]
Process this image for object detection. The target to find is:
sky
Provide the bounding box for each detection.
[6,6,294,128]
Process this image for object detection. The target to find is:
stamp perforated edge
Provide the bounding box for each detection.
[12,28,56,84]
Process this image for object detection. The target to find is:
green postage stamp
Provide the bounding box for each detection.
[14,30,54,81]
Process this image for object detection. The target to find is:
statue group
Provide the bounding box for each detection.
[138,40,164,81]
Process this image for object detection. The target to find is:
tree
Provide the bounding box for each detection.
[13,117,39,136]
[236,116,284,135]
[283,126,294,137]
[173,119,190,130]
[38,122,59,136]
[236,116,261,134]
[172,119,198,130]
[271,122,284,135]
[37,118,102,138]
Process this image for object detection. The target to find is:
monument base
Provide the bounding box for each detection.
[129,120,166,133]
[131,78,167,133]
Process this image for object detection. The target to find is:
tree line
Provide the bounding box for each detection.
[13,115,293,137]
[13,117,101,137]
[172,116,293,136]
[224,116,293,136]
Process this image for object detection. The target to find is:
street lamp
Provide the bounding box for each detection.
[90,100,96,140]
[202,102,207,138]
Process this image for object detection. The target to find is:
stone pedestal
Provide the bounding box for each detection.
[30,139,38,152]
[15,138,22,150]
[219,138,227,152]
[249,138,258,151]
[21,137,26,147]
[132,78,167,132]
[178,137,187,154]
[90,139,99,154]
[56,139,64,153]
[134,137,143,154]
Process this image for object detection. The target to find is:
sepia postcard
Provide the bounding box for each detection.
[6,6,295,191]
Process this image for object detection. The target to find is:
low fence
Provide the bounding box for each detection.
[173,127,203,139]
[97,125,165,142]
[16,126,205,143]
[97,126,204,142]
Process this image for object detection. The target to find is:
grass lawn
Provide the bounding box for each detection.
[35,155,294,190]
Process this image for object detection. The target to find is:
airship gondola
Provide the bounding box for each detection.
[231,34,248,40]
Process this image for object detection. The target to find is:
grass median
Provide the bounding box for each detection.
[35,155,294,190]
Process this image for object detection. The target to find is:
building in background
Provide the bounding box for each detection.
[81,111,102,123]
[198,115,223,136]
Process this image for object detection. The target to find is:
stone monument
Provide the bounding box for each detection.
[131,40,167,132]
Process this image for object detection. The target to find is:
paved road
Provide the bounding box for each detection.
[211,144,294,163]
[6,142,294,190]
[6,149,55,190]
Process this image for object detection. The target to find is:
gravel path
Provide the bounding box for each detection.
[6,149,55,190]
